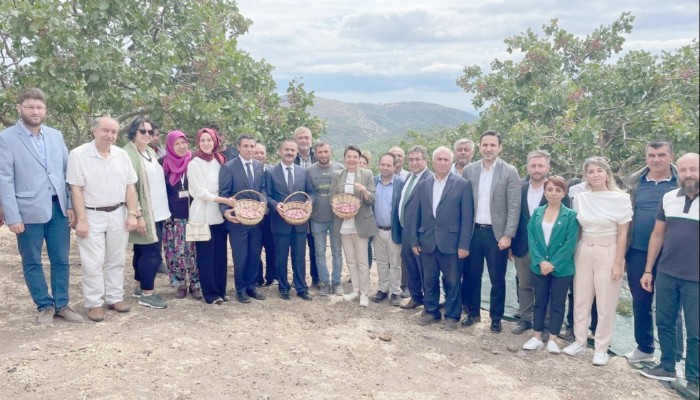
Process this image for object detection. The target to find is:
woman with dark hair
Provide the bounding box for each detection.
[563,157,632,366]
[187,128,236,304]
[161,130,201,299]
[523,176,579,353]
[331,145,378,307]
[123,117,171,309]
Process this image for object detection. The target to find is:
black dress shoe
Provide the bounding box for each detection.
[373,291,388,302]
[490,320,503,333]
[280,292,291,300]
[247,289,266,300]
[298,292,313,301]
[461,315,481,327]
[400,299,424,310]
[237,292,251,303]
[511,320,532,334]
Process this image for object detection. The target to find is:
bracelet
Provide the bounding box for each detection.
[643,271,652,275]
[128,210,139,216]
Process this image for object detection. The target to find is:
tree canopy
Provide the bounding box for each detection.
[0,0,323,148]
[407,13,698,178]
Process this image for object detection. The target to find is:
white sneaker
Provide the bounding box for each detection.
[547,341,561,354]
[676,362,685,379]
[563,342,586,357]
[522,337,543,350]
[343,292,359,302]
[359,295,369,307]
[624,348,655,363]
[592,351,609,366]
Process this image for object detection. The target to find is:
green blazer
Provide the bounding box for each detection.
[527,204,579,277]
[123,142,158,245]
[330,167,378,238]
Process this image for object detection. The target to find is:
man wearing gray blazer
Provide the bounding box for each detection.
[0,88,82,324]
[461,130,521,333]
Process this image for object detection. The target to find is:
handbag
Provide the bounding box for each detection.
[185,192,211,242]
[185,221,210,242]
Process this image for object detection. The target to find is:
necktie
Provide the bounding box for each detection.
[399,174,417,226]
[245,162,254,188]
[286,167,294,191]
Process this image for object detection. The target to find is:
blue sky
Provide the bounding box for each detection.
[235,0,699,112]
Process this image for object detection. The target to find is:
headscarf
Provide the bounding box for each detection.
[162,130,193,186]
[195,127,226,165]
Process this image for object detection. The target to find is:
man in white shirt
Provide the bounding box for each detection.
[451,138,474,176]
[389,146,410,181]
[462,131,521,333]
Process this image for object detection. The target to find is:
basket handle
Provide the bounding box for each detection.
[283,191,311,204]
[232,189,264,202]
[332,182,357,193]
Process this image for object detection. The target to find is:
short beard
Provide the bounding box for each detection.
[21,115,45,128]
[683,179,699,196]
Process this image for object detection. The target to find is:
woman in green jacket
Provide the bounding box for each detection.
[523,176,579,353]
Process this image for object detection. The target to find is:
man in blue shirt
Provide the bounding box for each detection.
[372,153,404,306]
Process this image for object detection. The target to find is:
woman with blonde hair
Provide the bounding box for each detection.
[563,157,632,366]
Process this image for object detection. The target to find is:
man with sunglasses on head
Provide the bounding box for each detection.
[0,87,83,324]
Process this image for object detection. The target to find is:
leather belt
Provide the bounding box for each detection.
[377,226,392,231]
[475,223,492,230]
[86,203,124,212]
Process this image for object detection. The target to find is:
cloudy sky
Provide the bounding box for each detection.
[235,0,699,112]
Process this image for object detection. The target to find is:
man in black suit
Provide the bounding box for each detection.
[266,140,314,301]
[408,147,474,330]
[219,134,267,303]
[393,145,434,310]
[293,126,319,288]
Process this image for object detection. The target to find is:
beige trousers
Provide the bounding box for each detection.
[373,229,402,295]
[341,233,370,296]
[573,234,623,353]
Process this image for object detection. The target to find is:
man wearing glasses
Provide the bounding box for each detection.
[0,87,83,324]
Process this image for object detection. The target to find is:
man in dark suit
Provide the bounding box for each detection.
[393,146,434,309]
[254,142,277,286]
[266,139,315,301]
[219,134,267,303]
[293,126,319,288]
[462,130,521,333]
[408,147,474,330]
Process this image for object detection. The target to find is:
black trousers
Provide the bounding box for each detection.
[422,250,462,320]
[533,273,573,335]
[196,223,228,303]
[400,231,423,303]
[464,225,508,321]
[257,215,277,284]
[275,231,308,294]
[229,223,263,295]
[307,232,318,283]
[133,220,164,291]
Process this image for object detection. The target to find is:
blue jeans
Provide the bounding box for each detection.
[16,201,70,311]
[310,220,342,285]
[656,271,699,382]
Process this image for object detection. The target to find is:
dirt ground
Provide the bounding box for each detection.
[0,228,683,400]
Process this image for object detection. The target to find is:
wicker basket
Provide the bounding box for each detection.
[331,183,361,219]
[281,191,312,225]
[233,189,266,226]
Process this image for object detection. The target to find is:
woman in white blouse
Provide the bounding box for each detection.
[563,157,632,366]
[187,128,236,305]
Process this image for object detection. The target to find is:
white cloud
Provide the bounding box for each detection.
[235,0,699,109]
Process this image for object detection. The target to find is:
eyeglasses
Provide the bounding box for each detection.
[138,129,154,135]
[21,105,46,111]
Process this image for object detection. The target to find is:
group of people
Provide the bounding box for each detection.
[0,88,697,395]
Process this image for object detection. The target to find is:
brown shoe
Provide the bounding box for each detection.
[56,306,84,323]
[107,302,130,313]
[87,307,105,322]
[400,299,424,310]
[190,287,203,300]
[175,285,187,299]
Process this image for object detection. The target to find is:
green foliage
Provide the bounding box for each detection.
[0,0,322,149]
[451,12,698,177]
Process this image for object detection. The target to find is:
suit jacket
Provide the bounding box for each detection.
[0,122,70,225]
[218,156,267,229]
[527,204,579,277]
[374,174,402,229]
[330,167,378,238]
[407,172,474,255]
[265,163,314,234]
[462,158,521,241]
[390,168,434,244]
[512,179,573,257]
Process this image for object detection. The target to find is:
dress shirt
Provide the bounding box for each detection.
[240,155,254,181]
[527,182,545,217]
[432,174,449,218]
[374,177,394,227]
[281,162,294,187]
[19,120,55,194]
[475,162,495,224]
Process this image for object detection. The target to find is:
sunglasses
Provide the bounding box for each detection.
[138,129,154,135]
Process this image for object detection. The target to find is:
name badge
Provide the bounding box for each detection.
[178,190,190,198]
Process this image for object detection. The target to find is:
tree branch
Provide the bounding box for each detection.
[117,109,152,123]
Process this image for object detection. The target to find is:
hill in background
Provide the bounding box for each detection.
[307,97,477,150]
